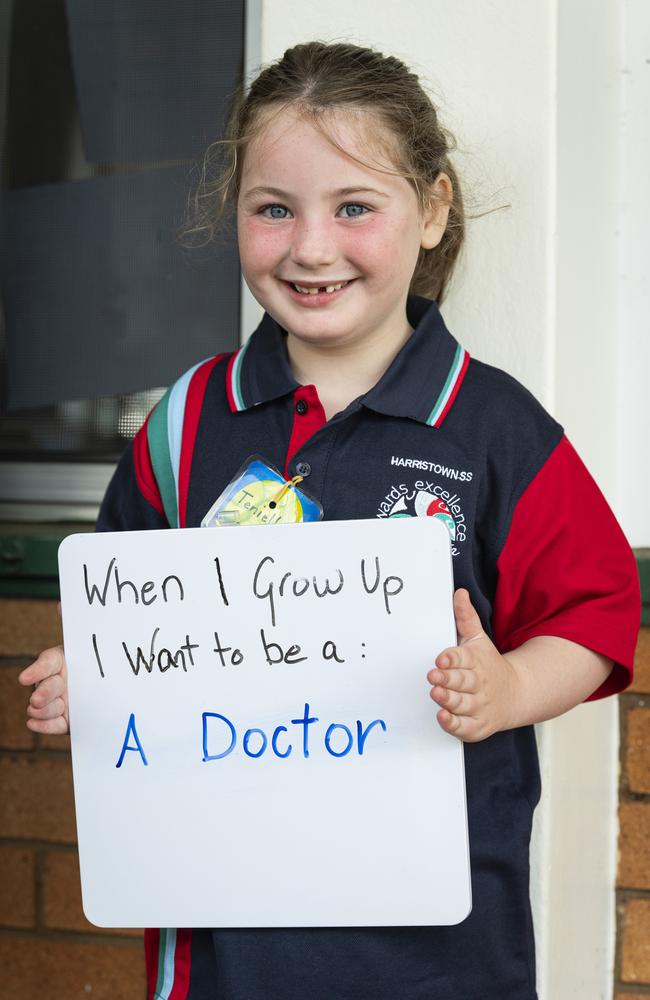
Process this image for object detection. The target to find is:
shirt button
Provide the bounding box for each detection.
[296,461,311,477]
[296,399,308,415]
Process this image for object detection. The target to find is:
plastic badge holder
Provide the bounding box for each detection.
[201,455,323,528]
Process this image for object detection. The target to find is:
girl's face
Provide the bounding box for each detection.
[237,107,449,355]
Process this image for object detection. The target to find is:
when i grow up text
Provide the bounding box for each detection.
[80,552,405,768]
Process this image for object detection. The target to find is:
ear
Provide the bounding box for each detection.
[420,172,453,250]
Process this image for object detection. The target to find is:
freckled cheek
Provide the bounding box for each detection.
[238,223,289,276]
[340,225,413,273]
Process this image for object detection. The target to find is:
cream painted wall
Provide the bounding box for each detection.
[616,0,650,547]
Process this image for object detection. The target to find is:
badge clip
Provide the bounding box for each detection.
[201,457,322,528]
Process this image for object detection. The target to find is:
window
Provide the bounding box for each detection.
[0,0,248,520]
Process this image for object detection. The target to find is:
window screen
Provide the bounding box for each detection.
[0,0,244,473]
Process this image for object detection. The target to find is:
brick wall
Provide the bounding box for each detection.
[617,625,650,999]
[0,598,145,1000]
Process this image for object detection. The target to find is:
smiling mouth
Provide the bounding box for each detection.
[286,279,354,295]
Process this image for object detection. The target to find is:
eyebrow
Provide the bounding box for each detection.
[241,185,390,202]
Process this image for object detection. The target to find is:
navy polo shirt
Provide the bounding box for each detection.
[98,295,639,1000]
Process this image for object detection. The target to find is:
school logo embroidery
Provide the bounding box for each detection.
[375,481,467,557]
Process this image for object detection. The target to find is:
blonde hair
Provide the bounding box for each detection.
[185,41,465,302]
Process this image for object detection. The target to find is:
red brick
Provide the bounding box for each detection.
[626,708,650,794]
[42,849,141,938]
[0,754,76,843]
[0,599,62,657]
[631,627,650,694]
[618,802,650,890]
[0,934,145,1000]
[0,846,36,928]
[0,666,35,750]
[38,732,72,752]
[621,898,650,983]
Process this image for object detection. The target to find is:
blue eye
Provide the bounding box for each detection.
[339,203,368,219]
[262,204,290,219]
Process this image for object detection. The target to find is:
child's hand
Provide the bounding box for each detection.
[18,644,69,736]
[427,588,517,742]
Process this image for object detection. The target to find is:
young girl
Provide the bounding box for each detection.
[20,41,640,1000]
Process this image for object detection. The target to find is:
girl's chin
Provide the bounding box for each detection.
[284,324,365,351]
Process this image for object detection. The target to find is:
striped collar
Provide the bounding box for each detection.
[226,295,469,428]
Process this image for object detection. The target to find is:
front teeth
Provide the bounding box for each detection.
[292,281,348,294]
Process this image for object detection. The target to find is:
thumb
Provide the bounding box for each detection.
[453,588,485,644]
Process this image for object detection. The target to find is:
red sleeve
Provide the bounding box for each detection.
[492,435,641,699]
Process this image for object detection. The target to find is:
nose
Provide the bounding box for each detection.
[290,216,337,270]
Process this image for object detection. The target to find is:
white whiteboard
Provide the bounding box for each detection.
[58,516,471,927]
